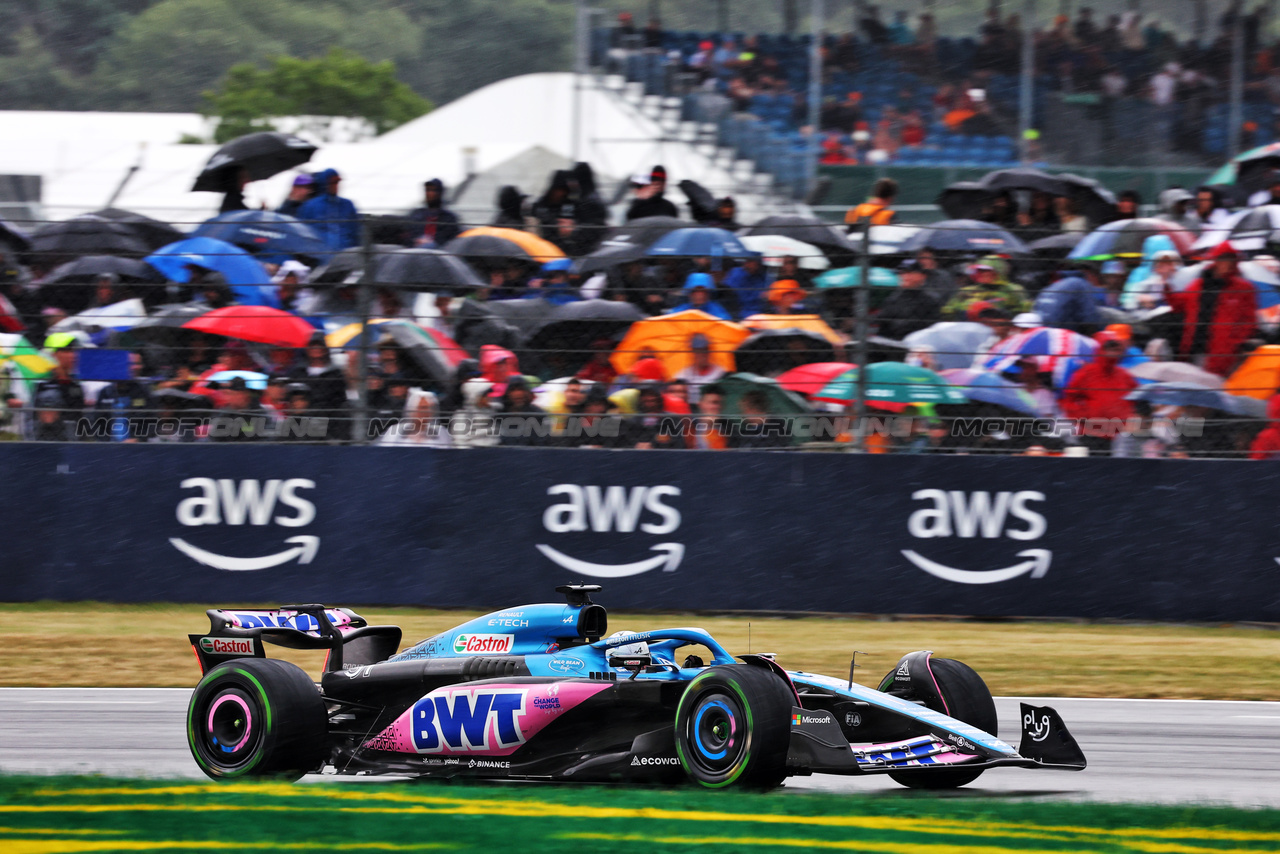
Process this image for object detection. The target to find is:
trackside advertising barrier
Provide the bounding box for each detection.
[0,445,1275,622]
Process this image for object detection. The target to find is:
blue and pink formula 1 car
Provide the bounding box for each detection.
[185,585,1085,789]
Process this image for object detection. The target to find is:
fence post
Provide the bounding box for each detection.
[854,224,871,451]
[354,216,373,445]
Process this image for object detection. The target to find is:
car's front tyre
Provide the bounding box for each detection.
[674,664,793,789]
[187,658,328,781]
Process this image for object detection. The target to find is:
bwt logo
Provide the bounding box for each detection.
[412,689,528,753]
[901,490,1053,585]
[536,485,684,579]
[169,478,320,572]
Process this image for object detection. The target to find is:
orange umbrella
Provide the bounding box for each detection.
[742,313,845,346]
[610,310,750,377]
[456,226,565,261]
[1225,344,1280,399]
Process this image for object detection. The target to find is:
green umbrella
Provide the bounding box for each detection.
[715,372,815,446]
[814,266,899,289]
[812,362,968,407]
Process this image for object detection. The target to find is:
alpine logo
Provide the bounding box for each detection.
[452,634,514,655]
[537,484,684,578]
[897,660,910,677]
[198,637,254,655]
[170,477,319,572]
[631,755,681,766]
[411,689,528,753]
[902,489,1053,584]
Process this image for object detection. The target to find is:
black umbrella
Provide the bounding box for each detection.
[453,298,557,353]
[43,255,164,284]
[571,241,649,275]
[87,208,184,251]
[442,233,534,262]
[1026,232,1085,257]
[936,181,995,220]
[372,248,486,294]
[733,329,837,377]
[1054,172,1119,225]
[739,215,859,256]
[977,166,1071,196]
[0,219,31,252]
[525,299,645,374]
[599,216,693,248]
[192,132,318,193]
[309,244,404,285]
[29,215,150,259]
[123,303,213,346]
[192,210,329,260]
[680,179,718,222]
[900,219,1028,255]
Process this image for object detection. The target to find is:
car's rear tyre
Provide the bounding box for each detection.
[885,657,997,790]
[674,664,793,789]
[187,658,328,781]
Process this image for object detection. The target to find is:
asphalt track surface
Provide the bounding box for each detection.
[2,688,1278,807]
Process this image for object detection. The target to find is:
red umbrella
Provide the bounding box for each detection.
[776,361,857,396]
[182,306,316,348]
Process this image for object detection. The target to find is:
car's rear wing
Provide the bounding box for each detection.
[188,604,402,675]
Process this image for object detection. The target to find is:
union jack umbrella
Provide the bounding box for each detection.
[983,327,1098,388]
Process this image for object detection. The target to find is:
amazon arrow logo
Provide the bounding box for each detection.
[901,548,1052,584]
[170,536,319,572]
[538,483,684,579]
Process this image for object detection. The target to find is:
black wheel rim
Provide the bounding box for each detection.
[685,690,746,777]
[196,686,262,771]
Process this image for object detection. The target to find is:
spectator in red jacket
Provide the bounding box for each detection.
[1250,395,1280,459]
[1062,332,1137,455]
[1165,242,1257,376]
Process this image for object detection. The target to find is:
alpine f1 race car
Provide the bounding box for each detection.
[185,585,1085,789]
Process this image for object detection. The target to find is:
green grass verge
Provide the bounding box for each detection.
[4,602,1280,699]
[0,775,1277,853]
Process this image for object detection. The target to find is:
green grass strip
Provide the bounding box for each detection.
[0,775,1278,853]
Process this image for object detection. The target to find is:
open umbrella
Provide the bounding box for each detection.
[1129,361,1224,388]
[742,314,843,344]
[776,361,858,396]
[145,237,278,307]
[1069,219,1196,261]
[940,368,1039,415]
[717,372,813,416]
[1225,344,1280,398]
[525,300,646,365]
[865,224,921,258]
[326,318,465,385]
[900,220,1027,255]
[0,219,31,252]
[983,326,1097,387]
[1127,382,1266,417]
[1027,232,1085,257]
[192,132,317,192]
[610,309,750,377]
[813,362,968,407]
[50,298,148,334]
[183,306,316,348]
[204,370,270,391]
[739,235,830,270]
[814,266,899,289]
[454,227,565,262]
[734,328,837,376]
[29,216,150,258]
[1189,205,1280,253]
[739,215,859,256]
[309,244,403,285]
[444,233,541,263]
[124,302,212,344]
[43,255,163,285]
[192,210,328,260]
[371,248,485,294]
[87,208,184,251]
[902,321,994,370]
[1206,141,1280,203]
[647,227,758,258]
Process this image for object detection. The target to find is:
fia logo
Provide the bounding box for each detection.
[170,478,319,571]
[536,484,684,578]
[901,490,1052,584]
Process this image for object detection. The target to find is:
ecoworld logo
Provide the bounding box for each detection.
[537,484,684,578]
[900,489,1053,585]
[169,478,318,571]
[198,637,254,655]
[452,634,514,654]
[631,755,681,766]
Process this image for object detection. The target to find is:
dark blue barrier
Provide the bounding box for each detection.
[0,445,1274,622]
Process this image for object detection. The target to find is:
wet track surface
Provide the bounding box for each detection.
[2,688,1278,807]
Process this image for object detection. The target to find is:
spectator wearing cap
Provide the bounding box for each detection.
[527,259,580,306]
[765,279,808,315]
[1031,262,1106,334]
[673,333,727,404]
[29,337,85,441]
[407,178,461,248]
[1099,260,1129,307]
[296,168,360,251]
[1062,331,1137,456]
[668,272,732,319]
[211,377,267,442]
[625,165,679,221]
[876,258,941,340]
[1164,241,1257,376]
[943,259,1030,320]
[32,386,74,441]
[277,174,315,217]
[722,255,767,317]
[91,351,153,442]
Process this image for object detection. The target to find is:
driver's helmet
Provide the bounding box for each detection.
[606,631,649,657]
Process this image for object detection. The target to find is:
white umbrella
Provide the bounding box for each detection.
[50,298,148,333]
[1129,361,1225,388]
[1192,205,1280,252]
[739,235,830,270]
[867,224,920,255]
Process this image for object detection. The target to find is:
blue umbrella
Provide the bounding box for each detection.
[902,322,993,370]
[145,237,279,307]
[1127,382,1267,417]
[940,369,1040,415]
[900,219,1028,255]
[204,370,269,391]
[191,210,329,260]
[647,227,759,258]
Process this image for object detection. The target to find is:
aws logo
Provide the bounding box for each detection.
[536,484,683,578]
[169,478,319,571]
[900,489,1052,585]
